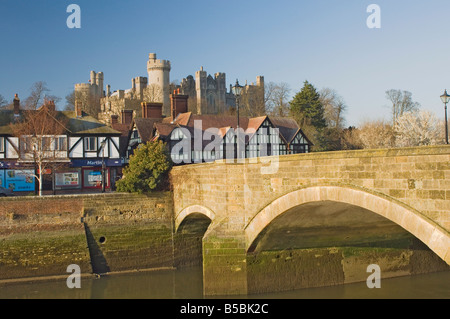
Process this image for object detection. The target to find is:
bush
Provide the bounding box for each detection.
[116,140,172,193]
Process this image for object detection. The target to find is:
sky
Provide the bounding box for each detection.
[1,0,450,126]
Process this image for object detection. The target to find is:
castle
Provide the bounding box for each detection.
[180,67,265,115]
[74,53,265,125]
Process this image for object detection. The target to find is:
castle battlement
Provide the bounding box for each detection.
[147,59,171,69]
[74,83,92,89]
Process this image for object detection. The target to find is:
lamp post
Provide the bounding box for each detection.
[100,139,107,193]
[232,79,243,159]
[440,90,450,145]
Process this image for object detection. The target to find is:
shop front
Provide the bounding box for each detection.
[0,161,36,194]
[70,159,122,191]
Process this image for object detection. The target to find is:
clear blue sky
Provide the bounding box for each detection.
[1,0,450,126]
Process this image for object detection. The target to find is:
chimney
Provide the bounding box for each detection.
[75,101,83,117]
[121,109,133,125]
[13,94,20,115]
[111,114,119,125]
[47,100,56,112]
[170,92,189,121]
[141,102,163,119]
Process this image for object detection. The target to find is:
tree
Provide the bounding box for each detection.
[290,81,326,130]
[239,84,266,117]
[0,94,7,109]
[143,84,163,103]
[116,140,172,194]
[319,88,347,129]
[357,119,395,149]
[289,81,327,151]
[24,81,61,110]
[64,91,76,111]
[394,110,445,147]
[266,82,291,117]
[67,89,100,117]
[386,89,420,126]
[10,102,68,196]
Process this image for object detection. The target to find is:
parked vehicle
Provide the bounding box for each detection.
[0,186,14,197]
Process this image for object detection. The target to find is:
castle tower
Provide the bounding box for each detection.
[195,66,207,114]
[96,72,104,98]
[256,76,264,88]
[134,76,148,100]
[147,53,171,116]
[75,70,104,116]
[215,72,226,114]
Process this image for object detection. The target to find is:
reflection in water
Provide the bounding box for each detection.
[0,268,449,299]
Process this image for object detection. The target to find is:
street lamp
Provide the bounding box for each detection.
[232,79,244,159]
[440,90,450,144]
[100,139,107,193]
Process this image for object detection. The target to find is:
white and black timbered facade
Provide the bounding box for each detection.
[0,98,122,194]
[150,114,312,165]
[0,136,19,161]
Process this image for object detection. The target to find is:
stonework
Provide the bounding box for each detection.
[75,53,265,125]
[171,145,450,295]
[180,67,265,115]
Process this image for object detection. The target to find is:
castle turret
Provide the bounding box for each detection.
[215,72,226,114]
[147,53,171,116]
[134,76,148,100]
[195,66,207,114]
[96,72,104,97]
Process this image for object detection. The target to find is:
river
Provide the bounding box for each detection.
[0,267,448,299]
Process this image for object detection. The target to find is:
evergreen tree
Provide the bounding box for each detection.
[289,81,327,130]
[116,140,172,193]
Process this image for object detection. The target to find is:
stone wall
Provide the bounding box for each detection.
[0,196,90,280]
[0,193,175,281]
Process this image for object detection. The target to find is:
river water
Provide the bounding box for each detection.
[0,267,449,299]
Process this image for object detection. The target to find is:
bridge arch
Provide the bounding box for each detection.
[175,204,216,232]
[245,185,450,265]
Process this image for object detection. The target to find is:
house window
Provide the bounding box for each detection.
[0,137,4,153]
[84,137,97,152]
[54,137,67,151]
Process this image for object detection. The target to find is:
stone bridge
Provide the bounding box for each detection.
[170,146,450,295]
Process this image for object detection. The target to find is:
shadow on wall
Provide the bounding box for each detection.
[83,223,110,275]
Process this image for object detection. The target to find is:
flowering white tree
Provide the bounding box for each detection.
[394,110,445,147]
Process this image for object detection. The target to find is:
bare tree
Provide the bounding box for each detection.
[386,89,420,126]
[239,84,266,117]
[24,81,61,110]
[0,94,7,109]
[70,89,101,117]
[143,84,163,103]
[65,91,76,111]
[319,88,347,129]
[358,119,395,149]
[267,82,291,117]
[10,103,68,196]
